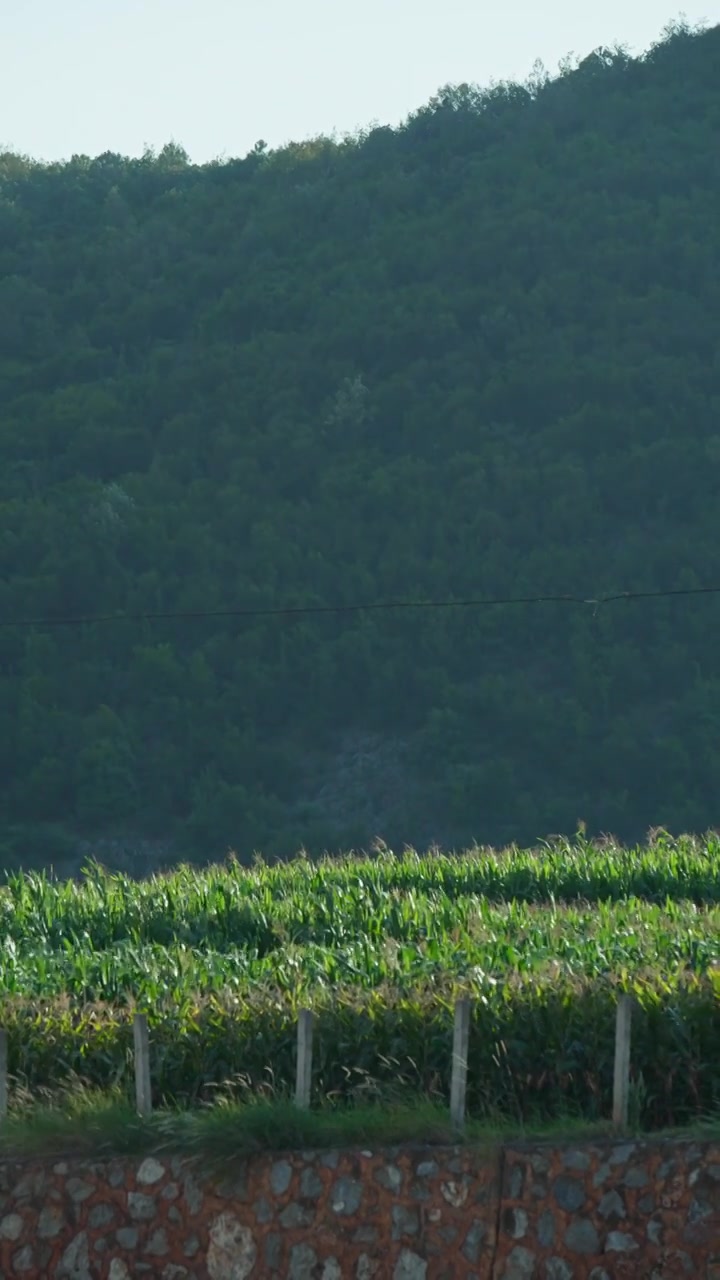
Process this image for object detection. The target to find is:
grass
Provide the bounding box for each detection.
[0,1082,614,1164]
[3,1083,719,1167]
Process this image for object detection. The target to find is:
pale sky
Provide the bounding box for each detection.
[3,1,718,164]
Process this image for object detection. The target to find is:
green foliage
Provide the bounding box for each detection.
[1,23,720,857]
[0,839,718,1128]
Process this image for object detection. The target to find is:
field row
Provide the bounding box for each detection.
[2,973,717,1130]
[0,899,717,999]
[2,839,717,1129]
[2,835,720,950]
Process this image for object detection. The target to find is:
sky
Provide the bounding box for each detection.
[3,1,718,165]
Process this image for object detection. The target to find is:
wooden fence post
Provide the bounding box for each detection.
[133,1014,152,1118]
[612,995,633,1132]
[0,1030,7,1120]
[450,998,471,1131]
[295,1009,313,1109]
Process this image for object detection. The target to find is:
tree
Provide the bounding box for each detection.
[1,21,720,867]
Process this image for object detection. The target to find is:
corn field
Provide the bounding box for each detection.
[1,833,718,1127]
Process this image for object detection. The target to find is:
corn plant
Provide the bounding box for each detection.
[0,835,718,1127]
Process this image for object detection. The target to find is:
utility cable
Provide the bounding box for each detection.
[1,585,719,629]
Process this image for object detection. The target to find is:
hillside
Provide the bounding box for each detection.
[1,19,719,868]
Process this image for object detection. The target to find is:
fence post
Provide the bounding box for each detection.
[133,1014,152,1118]
[295,1009,313,1109]
[450,998,471,1132]
[612,995,633,1132]
[0,1030,7,1120]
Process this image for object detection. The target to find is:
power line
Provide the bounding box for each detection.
[2,585,720,630]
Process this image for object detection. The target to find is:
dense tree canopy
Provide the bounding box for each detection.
[1,20,719,870]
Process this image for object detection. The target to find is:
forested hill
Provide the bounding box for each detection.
[1,21,719,871]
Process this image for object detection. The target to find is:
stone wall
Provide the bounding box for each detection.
[0,1137,717,1278]
[497,1139,719,1279]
